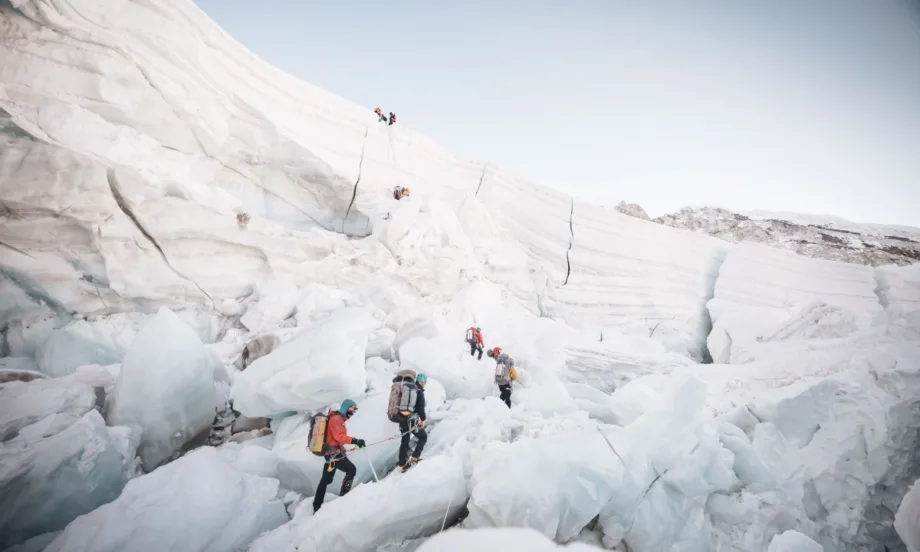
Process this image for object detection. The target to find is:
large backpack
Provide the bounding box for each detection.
[387,369,418,420]
[466,328,474,342]
[307,412,329,456]
[494,362,511,384]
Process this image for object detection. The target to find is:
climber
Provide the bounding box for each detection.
[387,369,428,472]
[388,112,396,126]
[393,186,411,200]
[313,399,366,513]
[488,347,517,408]
[466,326,484,360]
[374,107,387,123]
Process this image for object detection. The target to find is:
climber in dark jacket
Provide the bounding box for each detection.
[396,372,428,472]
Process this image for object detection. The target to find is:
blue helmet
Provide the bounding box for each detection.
[476,327,481,332]
[416,372,428,384]
[339,399,357,416]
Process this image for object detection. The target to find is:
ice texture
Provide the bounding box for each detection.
[0,410,127,549]
[105,307,218,471]
[417,527,603,551]
[896,478,920,552]
[0,375,97,441]
[45,447,288,552]
[233,307,379,417]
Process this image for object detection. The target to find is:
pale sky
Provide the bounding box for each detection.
[196,0,920,227]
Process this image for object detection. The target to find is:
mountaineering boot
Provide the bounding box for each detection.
[400,456,420,472]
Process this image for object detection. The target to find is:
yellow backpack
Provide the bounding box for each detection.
[509,365,518,382]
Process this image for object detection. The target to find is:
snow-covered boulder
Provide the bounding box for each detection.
[767,530,823,552]
[0,410,127,549]
[44,447,288,552]
[0,375,97,442]
[233,307,379,417]
[250,455,468,552]
[466,431,621,542]
[417,527,604,551]
[896,478,920,552]
[106,307,218,471]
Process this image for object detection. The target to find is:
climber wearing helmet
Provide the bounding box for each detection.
[390,372,429,472]
[488,348,517,408]
[466,326,484,360]
[313,399,366,513]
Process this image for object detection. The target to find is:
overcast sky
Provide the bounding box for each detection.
[196,0,920,226]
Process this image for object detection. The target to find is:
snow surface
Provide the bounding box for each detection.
[233,307,378,417]
[416,527,603,551]
[766,530,823,552]
[0,1,919,551]
[44,447,288,552]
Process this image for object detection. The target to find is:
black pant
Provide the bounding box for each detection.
[469,341,483,359]
[395,415,428,466]
[313,454,356,511]
[498,383,512,408]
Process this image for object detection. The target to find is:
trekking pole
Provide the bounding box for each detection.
[364,448,380,483]
[440,496,453,533]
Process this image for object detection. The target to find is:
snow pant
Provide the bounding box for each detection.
[468,340,483,359]
[394,414,427,466]
[313,454,356,512]
[498,383,512,408]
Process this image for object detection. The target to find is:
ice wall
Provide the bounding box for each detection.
[708,243,882,363]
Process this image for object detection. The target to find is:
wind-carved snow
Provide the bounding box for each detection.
[1,1,919,552]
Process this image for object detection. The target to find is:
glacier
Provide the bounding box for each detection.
[0,0,919,551]
[105,307,219,471]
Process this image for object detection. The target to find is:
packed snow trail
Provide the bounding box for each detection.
[0,1,919,552]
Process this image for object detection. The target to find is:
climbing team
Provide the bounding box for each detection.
[388,369,429,472]
[373,107,396,126]
[307,325,520,511]
[393,186,411,200]
[488,346,518,408]
[466,326,484,360]
[309,399,366,513]
[463,326,518,408]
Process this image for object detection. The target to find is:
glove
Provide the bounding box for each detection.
[352,438,366,448]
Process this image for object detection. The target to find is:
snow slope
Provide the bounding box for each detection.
[1,1,920,552]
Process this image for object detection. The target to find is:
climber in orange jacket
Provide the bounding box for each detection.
[313,399,365,513]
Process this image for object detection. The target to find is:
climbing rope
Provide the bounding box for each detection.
[340,417,422,460]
